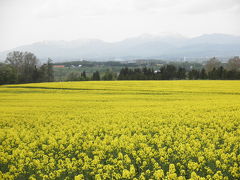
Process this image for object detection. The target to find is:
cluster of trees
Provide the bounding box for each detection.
[188,57,240,80]
[118,57,240,80]
[66,70,117,81]
[0,51,54,84]
[118,66,187,80]
[188,67,240,80]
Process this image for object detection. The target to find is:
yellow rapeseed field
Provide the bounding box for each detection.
[0,81,239,179]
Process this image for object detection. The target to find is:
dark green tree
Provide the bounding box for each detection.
[176,67,186,79]
[92,71,100,80]
[199,68,208,79]
[160,65,177,80]
[188,69,200,80]
[81,71,87,80]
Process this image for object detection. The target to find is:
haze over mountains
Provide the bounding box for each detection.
[1,33,240,62]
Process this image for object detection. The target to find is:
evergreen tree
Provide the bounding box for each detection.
[188,69,200,80]
[176,67,186,79]
[199,68,207,79]
[81,71,87,80]
[160,65,177,80]
[92,71,100,80]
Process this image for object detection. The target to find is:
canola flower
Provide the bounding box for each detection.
[0,81,239,179]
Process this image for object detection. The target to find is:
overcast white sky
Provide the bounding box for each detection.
[0,0,240,51]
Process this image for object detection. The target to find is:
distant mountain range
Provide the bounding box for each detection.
[1,33,240,62]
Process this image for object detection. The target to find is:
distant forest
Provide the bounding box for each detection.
[0,51,240,84]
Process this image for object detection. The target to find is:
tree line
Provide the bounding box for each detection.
[0,51,54,84]
[117,66,240,80]
[1,51,240,84]
[117,57,240,80]
[73,57,240,81]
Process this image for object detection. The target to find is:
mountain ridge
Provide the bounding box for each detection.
[1,33,240,62]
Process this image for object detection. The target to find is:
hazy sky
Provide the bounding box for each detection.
[0,0,240,51]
